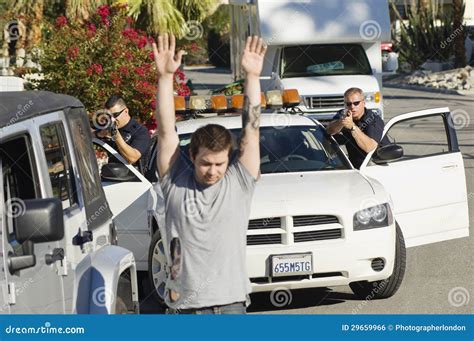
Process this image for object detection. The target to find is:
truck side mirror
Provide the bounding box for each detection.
[101,162,139,182]
[372,144,404,164]
[14,198,64,244]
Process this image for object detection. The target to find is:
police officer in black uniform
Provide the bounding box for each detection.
[326,87,389,169]
[95,94,151,169]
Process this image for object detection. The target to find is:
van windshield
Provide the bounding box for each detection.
[280,44,372,78]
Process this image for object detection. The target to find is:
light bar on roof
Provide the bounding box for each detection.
[211,95,227,112]
[189,95,211,112]
[231,94,244,110]
[174,96,186,114]
[282,89,301,107]
[266,90,283,108]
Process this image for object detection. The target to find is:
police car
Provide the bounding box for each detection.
[100,90,470,305]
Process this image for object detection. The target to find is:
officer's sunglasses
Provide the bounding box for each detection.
[110,108,126,118]
[345,99,364,107]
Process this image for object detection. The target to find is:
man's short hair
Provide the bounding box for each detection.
[189,124,233,159]
[344,87,365,99]
[105,94,127,109]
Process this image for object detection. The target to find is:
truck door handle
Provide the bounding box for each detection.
[8,253,36,273]
[442,164,457,170]
[45,248,64,265]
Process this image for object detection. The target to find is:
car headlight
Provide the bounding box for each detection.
[353,203,393,230]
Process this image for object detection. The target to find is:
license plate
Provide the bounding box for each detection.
[271,253,313,277]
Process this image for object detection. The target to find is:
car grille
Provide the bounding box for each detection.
[247,215,342,246]
[293,229,342,242]
[293,215,339,227]
[304,96,344,109]
[248,217,281,229]
[247,234,282,245]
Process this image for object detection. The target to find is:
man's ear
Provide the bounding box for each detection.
[189,149,195,163]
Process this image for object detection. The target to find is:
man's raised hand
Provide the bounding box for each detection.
[241,36,267,77]
[152,33,185,77]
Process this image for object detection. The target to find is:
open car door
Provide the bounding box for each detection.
[360,107,469,247]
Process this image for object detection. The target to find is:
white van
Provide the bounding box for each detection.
[229,0,393,119]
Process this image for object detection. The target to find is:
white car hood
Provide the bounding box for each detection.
[250,170,375,218]
[281,75,379,96]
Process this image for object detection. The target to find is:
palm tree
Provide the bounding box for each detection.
[453,0,466,67]
[121,0,218,36]
[65,0,107,24]
[5,0,43,51]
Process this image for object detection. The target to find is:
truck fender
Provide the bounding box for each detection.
[73,245,138,314]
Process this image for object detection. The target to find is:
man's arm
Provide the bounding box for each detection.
[326,119,344,135]
[341,112,378,153]
[238,36,267,179]
[114,133,142,164]
[350,126,378,153]
[152,34,185,177]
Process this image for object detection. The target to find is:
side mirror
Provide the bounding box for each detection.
[14,198,65,244]
[372,144,404,164]
[101,162,139,182]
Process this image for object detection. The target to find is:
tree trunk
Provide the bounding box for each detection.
[453,0,466,67]
[26,0,44,50]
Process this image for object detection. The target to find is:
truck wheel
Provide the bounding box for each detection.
[349,223,406,299]
[148,229,167,307]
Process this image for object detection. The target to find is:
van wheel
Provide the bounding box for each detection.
[148,229,168,307]
[349,223,406,299]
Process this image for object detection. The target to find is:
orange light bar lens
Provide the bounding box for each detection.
[211,95,227,111]
[174,96,186,112]
[282,89,301,107]
[260,93,267,109]
[231,94,245,110]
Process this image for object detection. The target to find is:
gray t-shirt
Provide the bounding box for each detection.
[160,151,257,310]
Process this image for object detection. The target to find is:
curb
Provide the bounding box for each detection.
[383,82,468,96]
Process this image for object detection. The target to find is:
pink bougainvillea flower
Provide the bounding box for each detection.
[66,46,79,61]
[56,16,68,28]
[119,66,129,75]
[137,36,147,49]
[92,63,103,74]
[97,5,110,19]
[134,66,146,77]
[87,23,96,33]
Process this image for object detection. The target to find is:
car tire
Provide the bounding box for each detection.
[349,223,406,300]
[148,229,168,308]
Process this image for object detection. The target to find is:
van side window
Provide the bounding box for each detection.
[40,123,78,210]
[1,135,40,255]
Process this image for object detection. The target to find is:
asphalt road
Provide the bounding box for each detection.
[140,69,474,314]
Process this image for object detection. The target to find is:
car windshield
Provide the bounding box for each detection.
[280,44,372,78]
[179,125,350,173]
